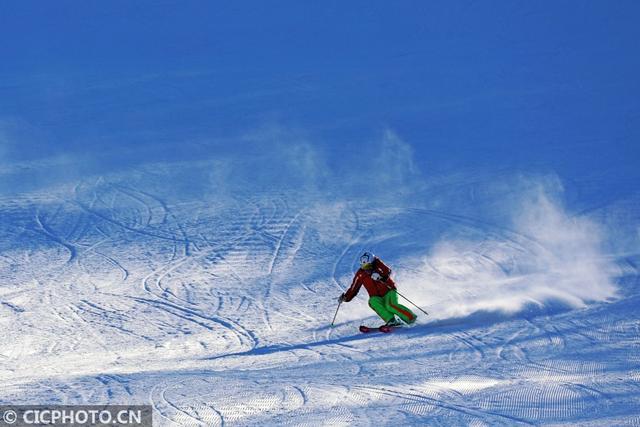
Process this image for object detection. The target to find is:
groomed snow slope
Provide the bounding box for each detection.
[1,159,638,425]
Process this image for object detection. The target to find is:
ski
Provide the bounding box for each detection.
[359,325,397,333]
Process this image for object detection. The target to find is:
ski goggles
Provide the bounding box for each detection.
[360,254,374,269]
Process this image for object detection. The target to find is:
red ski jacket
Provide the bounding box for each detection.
[344,257,396,301]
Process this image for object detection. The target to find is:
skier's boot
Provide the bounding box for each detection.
[385,316,403,327]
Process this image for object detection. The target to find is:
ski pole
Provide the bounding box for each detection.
[383,283,429,316]
[395,289,429,316]
[330,300,342,327]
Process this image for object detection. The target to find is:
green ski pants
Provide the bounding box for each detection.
[368,290,416,324]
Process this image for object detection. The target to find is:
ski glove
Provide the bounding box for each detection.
[338,293,346,303]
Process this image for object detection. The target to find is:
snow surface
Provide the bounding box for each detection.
[1,2,640,426]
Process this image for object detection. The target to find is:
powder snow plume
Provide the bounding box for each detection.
[395,188,618,321]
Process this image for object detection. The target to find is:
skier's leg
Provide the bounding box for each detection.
[368,296,395,323]
[384,290,417,324]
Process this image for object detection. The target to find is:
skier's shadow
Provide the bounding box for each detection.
[202,323,436,361]
[203,304,571,362]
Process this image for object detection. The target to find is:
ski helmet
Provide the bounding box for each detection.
[360,251,375,269]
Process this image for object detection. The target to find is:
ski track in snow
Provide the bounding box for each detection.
[1,175,639,426]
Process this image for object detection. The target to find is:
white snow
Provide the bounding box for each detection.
[1,161,638,425]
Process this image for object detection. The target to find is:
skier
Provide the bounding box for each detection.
[339,251,417,327]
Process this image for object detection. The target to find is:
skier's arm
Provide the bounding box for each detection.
[343,271,364,302]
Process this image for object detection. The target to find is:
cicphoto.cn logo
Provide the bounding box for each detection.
[0,405,152,427]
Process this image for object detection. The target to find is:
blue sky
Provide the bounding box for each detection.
[1,1,639,197]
